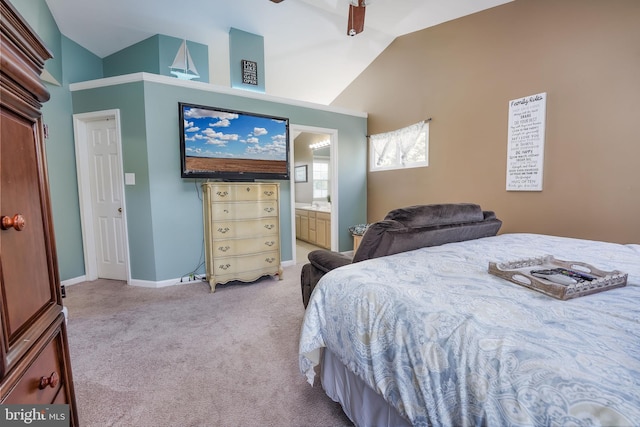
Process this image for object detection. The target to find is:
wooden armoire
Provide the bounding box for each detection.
[1,0,79,423]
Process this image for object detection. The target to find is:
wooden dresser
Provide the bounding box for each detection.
[202,182,283,292]
[1,0,78,423]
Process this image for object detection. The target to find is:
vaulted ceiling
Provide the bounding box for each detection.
[44,0,512,105]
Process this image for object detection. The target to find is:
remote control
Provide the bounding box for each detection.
[531,270,578,285]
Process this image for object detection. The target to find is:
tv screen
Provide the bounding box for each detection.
[179,102,290,180]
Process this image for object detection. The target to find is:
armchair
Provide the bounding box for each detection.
[300,203,502,307]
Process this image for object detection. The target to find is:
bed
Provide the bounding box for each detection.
[299,233,640,426]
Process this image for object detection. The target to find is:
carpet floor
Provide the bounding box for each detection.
[64,263,353,427]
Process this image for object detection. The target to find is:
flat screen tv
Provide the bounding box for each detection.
[179,102,290,180]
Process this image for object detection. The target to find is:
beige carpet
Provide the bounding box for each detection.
[64,263,353,427]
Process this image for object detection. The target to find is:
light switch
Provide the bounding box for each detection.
[125,173,136,185]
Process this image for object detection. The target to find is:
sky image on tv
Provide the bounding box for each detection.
[180,103,289,179]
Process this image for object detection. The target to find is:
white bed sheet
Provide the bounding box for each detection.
[299,233,640,427]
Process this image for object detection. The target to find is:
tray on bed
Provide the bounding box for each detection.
[488,255,627,300]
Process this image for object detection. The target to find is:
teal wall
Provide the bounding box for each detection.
[12,0,367,284]
[62,35,103,83]
[103,36,159,78]
[104,35,209,83]
[229,28,265,93]
[12,0,62,83]
[12,0,104,281]
[71,78,367,282]
[44,36,104,280]
[71,83,157,280]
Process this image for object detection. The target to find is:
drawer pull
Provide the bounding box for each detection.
[265,241,275,247]
[1,214,26,231]
[39,372,59,389]
[265,257,276,264]
[218,263,231,271]
[218,245,231,252]
[264,224,275,230]
[264,207,274,213]
[216,191,229,197]
[217,227,230,234]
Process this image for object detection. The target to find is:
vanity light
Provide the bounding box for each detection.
[309,140,331,150]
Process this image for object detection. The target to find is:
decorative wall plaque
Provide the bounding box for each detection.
[242,59,258,85]
[506,92,547,191]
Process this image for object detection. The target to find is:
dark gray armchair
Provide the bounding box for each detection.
[300,203,502,307]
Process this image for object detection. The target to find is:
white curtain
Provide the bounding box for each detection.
[370,120,428,169]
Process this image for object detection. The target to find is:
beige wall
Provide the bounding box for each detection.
[294,132,330,203]
[294,133,315,203]
[332,0,640,244]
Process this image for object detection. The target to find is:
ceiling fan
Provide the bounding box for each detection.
[347,0,366,36]
[269,0,367,36]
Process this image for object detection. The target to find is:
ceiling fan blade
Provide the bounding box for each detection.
[347,2,366,36]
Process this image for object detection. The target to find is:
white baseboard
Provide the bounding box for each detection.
[62,265,299,289]
[61,274,201,289]
[61,276,87,287]
[129,277,205,288]
[62,258,299,289]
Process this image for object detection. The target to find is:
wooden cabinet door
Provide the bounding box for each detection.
[300,213,309,241]
[316,217,327,248]
[0,109,60,377]
[1,3,78,423]
[308,211,316,243]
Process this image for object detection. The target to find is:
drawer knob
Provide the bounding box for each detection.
[39,372,59,389]
[1,214,26,231]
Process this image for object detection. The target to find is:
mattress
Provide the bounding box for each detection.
[299,233,640,426]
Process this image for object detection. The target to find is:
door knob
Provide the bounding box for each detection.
[39,372,59,389]
[118,208,122,213]
[1,214,26,231]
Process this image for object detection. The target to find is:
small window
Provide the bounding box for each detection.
[369,121,429,172]
[313,160,329,199]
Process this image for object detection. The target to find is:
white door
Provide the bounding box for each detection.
[85,118,127,280]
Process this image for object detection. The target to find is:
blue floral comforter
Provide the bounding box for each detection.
[299,234,640,426]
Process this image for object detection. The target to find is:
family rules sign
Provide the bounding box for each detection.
[506,92,547,191]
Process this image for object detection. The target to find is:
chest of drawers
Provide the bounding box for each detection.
[202,182,283,292]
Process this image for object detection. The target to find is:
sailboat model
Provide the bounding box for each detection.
[170,40,200,80]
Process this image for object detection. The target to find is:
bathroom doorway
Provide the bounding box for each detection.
[290,125,337,264]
